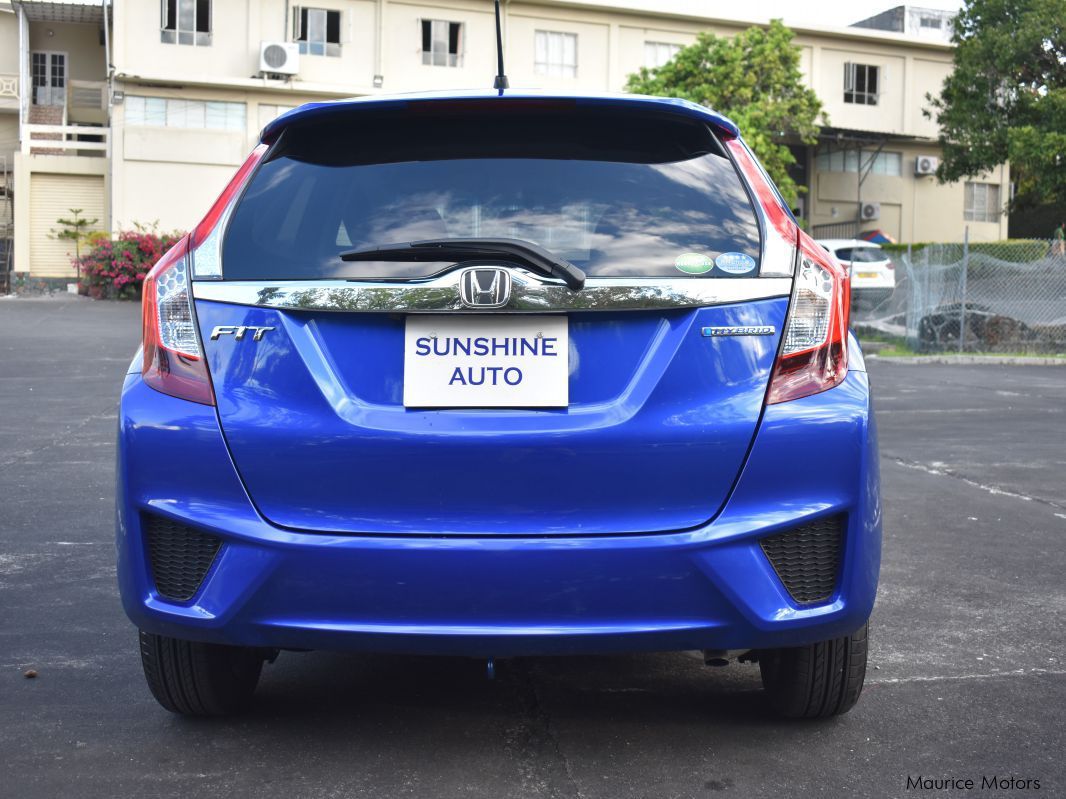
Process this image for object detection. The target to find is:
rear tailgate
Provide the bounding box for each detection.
[193,99,794,536]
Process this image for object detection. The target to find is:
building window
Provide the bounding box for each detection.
[294,7,341,57]
[816,146,902,177]
[964,182,1001,223]
[258,103,296,131]
[421,20,463,67]
[535,31,577,77]
[30,52,65,106]
[644,41,681,69]
[125,96,246,132]
[844,62,879,105]
[161,0,211,46]
[919,16,942,28]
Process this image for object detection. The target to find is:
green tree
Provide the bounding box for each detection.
[625,20,824,207]
[929,0,1066,209]
[51,208,99,269]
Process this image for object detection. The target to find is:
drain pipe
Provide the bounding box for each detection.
[101,0,113,233]
[373,0,385,89]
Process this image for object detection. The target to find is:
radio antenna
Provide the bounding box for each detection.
[492,0,509,91]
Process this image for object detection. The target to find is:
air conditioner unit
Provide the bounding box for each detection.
[915,155,940,175]
[860,202,881,221]
[260,41,300,76]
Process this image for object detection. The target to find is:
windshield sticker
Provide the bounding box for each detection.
[674,253,715,275]
[715,252,757,275]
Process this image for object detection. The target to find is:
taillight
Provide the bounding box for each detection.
[767,234,850,404]
[141,144,267,403]
[142,236,215,405]
[885,261,895,271]
[723,137,849,403]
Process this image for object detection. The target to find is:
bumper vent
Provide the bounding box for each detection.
[760,516,844,605]
[143,514,222,602]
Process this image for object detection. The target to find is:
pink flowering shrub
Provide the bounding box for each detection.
[76,227,185,299]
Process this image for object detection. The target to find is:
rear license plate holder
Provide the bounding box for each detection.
[404,315,569,408]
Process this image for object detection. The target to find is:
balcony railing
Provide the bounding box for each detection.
[22,124,109,156]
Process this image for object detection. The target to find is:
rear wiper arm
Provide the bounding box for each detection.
[340,237,586,291]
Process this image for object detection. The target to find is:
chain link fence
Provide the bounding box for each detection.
[850,239,1066,354]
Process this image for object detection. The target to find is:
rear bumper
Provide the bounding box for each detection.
[116,369,880,656]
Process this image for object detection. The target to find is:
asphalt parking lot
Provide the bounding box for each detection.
[1,295,1063,798]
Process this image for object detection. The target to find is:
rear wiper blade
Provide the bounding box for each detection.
[340,237,586,291]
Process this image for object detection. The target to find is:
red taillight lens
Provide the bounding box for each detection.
[767,234,850,404]
[142,236,215,405]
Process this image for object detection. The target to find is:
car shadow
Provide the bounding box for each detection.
[199,650,784,729]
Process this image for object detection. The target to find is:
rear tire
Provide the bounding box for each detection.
[758,622,868,719]
[139,630,265,716]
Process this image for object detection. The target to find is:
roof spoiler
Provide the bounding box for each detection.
[260,92,740,145]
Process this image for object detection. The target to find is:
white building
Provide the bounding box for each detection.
[851,5,956,42]
[0,0,1010,282]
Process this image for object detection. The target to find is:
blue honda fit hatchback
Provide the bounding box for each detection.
[118,91,880,718]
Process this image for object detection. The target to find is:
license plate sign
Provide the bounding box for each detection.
[857,271,879,279]
[404,316,568,408]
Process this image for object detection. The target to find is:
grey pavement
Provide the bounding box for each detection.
[1,295,1063,798]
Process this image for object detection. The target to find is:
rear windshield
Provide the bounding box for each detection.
[835,247,887,263]
[222,104,761,280]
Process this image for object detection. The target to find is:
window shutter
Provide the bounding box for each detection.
[843,62,855,92]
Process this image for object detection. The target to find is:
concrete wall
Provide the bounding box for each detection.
[1,6,18,237]
[0,115,14,232]
[384,1,499,91]
[0,114,16,171]
[507,7,611,89]
[0,7,19,121]
[0,114,15,159]
[909,56,952,139]
[108,82,328,232]
[0,6,19,74]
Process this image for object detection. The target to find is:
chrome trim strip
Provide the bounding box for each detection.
[192,270,792,313]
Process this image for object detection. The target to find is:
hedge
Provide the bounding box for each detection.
[880,240,1051,263]
[75,228,185,299]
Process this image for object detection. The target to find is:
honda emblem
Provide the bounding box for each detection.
[459,268,511,309]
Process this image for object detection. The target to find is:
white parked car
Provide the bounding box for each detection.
[816,239,896,300]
